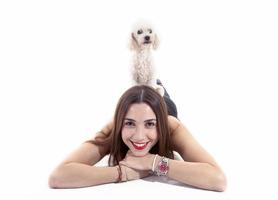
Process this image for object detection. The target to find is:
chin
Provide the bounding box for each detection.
[129,147,155,157]
[129,150,150,157]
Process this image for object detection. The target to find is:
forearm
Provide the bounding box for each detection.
[167,159,227,191]
[49,163,119,188]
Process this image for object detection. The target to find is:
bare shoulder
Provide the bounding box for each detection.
[168,116,220,167]
[168,115,181,133]
[60,122,113,166]
[95,121,113,138]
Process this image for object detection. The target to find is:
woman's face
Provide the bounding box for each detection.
[121,103,158,157]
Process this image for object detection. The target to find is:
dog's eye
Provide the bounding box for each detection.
[149,29,152,34]
[137,29,143,34]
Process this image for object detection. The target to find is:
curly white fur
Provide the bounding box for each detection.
[132,49,154,83]
[129,21,164,96]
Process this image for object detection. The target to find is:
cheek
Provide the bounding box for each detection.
[121,128,133,142]
[148,130,158,142]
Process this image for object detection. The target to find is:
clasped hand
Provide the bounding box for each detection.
[119,150,155,181]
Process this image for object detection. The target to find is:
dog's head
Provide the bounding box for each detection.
[129,21,159,51]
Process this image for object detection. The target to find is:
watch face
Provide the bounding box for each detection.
[158,158,169,174]
[159,163,168,172]
[155,157,169,176]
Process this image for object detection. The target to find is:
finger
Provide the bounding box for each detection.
[119,161,130,167]
[120,161,136,170]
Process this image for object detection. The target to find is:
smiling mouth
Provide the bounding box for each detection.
[143,41,152,44]
[130,141,149,150]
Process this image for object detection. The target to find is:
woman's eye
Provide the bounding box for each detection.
[137,29,143,34]
[124,121,135,127]
[145,122,156,128]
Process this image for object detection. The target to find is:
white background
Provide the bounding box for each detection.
[0,0,277,199]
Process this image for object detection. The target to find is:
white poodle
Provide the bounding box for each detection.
[129,21,164,96]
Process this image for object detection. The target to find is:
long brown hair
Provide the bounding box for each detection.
[91,85,174,166]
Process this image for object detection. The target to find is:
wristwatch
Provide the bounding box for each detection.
[155,157,169,176]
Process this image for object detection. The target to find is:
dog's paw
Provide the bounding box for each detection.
[156,85,165,97]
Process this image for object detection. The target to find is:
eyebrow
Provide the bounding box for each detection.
[124,118,157,123]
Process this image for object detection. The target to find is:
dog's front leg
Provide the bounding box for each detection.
[150,78,165,96]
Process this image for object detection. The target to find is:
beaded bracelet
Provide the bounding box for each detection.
[152,154,158,172]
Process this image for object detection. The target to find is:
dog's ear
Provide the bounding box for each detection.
[152,34,160,50]
[129,33,138,51]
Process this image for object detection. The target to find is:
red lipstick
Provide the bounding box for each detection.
[131,141,148,150]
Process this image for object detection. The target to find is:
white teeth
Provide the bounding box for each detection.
[132,142,147,147]
[134,143,145,147]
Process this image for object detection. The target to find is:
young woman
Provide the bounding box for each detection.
[48,84,227,191]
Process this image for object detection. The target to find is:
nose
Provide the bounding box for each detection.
[133,126,146,141]
[145,36,150,41]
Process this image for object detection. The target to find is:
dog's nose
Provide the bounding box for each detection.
[145,36,150,41]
